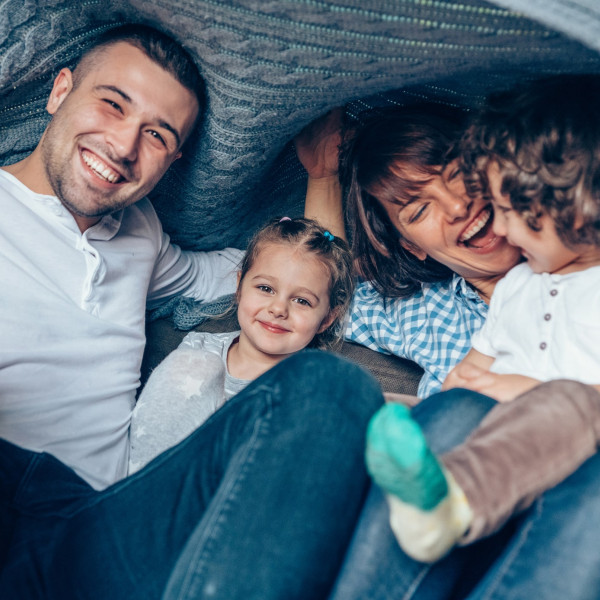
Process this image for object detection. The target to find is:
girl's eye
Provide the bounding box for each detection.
[257,285,273,293]
[293,297,312,307]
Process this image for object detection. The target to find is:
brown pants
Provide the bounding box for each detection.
[441,380,600,544]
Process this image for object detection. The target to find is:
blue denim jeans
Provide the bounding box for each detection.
[0,351,383,600]
[329,388,600,600]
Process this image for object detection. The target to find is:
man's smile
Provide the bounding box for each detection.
[81,149,126,184]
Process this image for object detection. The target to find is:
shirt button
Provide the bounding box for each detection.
[544,313,552,321]
[550,289,558,296]
[540,342,547,350]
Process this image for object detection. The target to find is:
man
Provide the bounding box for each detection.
[0,24,384,599]
[0,24,243,489]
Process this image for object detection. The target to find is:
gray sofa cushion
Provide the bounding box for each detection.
[143,315,423,396]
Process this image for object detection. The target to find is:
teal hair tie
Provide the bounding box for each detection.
[323,231,334,241]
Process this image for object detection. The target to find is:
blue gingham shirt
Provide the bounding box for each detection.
[344,275,488,398]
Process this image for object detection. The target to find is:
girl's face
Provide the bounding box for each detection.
[236,243,335,361]
[488,163,600,274]
[384,161,521,294]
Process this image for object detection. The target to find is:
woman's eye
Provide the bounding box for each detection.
[408,204,428,224]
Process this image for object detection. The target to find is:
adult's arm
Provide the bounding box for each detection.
[146,226,243,310]
[294,108,346,239]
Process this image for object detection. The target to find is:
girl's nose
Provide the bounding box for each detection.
[268,297,288,318]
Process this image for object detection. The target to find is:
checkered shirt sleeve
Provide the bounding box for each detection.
[344,276,488,397]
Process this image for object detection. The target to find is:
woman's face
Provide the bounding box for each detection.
[384,162,521,292]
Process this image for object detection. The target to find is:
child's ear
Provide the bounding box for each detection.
[235,271,242,302]
[317,308,338,334]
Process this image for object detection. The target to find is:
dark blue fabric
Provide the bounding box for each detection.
[2,1,600,250]
[0,351,384,599]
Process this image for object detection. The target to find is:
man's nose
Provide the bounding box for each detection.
[107,121,139,162]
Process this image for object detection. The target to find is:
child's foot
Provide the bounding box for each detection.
[365,403,472,562]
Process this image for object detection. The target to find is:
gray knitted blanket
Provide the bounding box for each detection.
[2,0,600,253]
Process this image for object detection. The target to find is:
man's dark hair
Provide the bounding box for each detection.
[75,24,206,125]
[461,74,600,248]
[340,104,467,297]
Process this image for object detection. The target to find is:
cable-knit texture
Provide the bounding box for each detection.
[2,0,600,250]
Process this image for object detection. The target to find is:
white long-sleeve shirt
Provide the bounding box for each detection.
[0,169,243,489]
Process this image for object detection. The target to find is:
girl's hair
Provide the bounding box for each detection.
[237,217,354,349]
[341,104,467,297]
[460,74,600,248]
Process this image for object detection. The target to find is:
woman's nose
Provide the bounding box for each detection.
[440,191,470,221]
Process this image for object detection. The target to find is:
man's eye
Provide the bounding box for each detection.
[104,99,122,112]
[147,130,166,147]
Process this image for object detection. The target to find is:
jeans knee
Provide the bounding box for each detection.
[268,350,383,424]
[412,389,496,454]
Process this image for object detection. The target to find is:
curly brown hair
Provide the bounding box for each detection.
[460,74,600,248]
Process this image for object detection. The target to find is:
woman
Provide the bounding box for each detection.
[299,101,600,599]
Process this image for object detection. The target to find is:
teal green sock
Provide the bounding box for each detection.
[366,403,448,510]
[366,403,472,562]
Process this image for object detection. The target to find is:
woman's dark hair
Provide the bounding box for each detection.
[341,104,467,297]
[237,217,354,349]
[460,74,600,248]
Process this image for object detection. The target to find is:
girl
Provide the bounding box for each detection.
[129,217,354,472]
[365,74,600,562]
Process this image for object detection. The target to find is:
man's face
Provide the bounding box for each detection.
[40,42,199,230]
[385,161,521,289]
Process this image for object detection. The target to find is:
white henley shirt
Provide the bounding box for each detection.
[0,169,243,489]
[471,262,600,384]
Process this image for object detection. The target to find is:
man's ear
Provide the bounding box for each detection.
[46,68,74,115]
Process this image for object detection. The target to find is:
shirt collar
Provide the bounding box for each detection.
[452,273,487,307]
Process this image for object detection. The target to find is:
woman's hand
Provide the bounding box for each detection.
[294,108,346,238]
[294,107,344,179]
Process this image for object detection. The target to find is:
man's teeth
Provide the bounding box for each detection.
[459,207,491,242]
[82,153,120,183]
